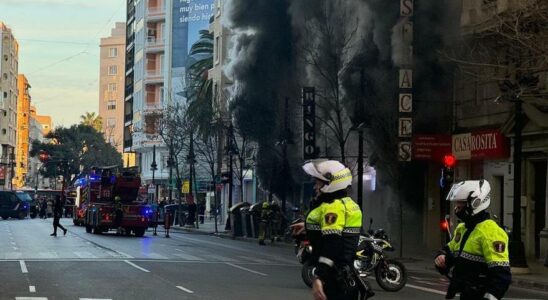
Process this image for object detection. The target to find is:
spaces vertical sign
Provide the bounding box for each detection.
[397,0,414,162]
[302,87,316,160]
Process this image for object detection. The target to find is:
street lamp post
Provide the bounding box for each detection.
[509,94,528,268]
[151,145,158,205]
[9,151,15,191]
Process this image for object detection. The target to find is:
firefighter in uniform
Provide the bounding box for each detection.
[297,159,373,300]
[258,201,272,245]
[114,196,123,234]
[434,180,511,300]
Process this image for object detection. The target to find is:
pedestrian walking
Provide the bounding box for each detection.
[434,180,511,300]
[51,195,67,236]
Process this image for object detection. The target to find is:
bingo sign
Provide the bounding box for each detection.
[302,87,316,160]
[172,0,215,103]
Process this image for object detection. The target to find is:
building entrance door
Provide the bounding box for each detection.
[533,161,547,258]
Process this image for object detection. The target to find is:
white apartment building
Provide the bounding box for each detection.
[125,0,215,198]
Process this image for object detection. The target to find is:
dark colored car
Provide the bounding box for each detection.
[0,191,33,220]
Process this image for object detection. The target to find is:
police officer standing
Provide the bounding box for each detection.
[294,159,373,300]
[434,180,511,300]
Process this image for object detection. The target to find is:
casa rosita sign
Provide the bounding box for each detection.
[452,130,509,160]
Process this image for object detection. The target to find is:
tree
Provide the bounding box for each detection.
[29,124,122,188]
[186,29,214,138]
[298,0,364,164]
[80,112,103,132]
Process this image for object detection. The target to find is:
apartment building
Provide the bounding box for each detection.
[0,22,18,190]
[99,22,126,153]
[27,105,48,189]
[124,0,215,200]
[456,0,548,260]
[14,74,31,188]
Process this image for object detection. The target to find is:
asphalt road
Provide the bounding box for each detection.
[1,218,547,300]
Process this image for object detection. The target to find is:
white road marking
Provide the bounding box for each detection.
[15,298,47,300]
[29,286,36,293]
[238,256,271,264]
[176,285,194,294]
[124,260,150,272]
[115,251,133,258]
[73,251,97,259]
[11,241,16,245]
[225,262,267,276]
[147,252,168,259]
[19,260,28,273]
[174,249,204,261]
[406,284,446,295]
[202,254,236,262]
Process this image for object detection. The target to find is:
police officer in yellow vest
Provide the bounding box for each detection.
[299,159,373,300]
[434,180,511,300]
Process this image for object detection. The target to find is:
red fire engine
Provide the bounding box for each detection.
[81,166,152,237]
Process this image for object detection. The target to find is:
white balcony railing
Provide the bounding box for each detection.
[146,37,165,48]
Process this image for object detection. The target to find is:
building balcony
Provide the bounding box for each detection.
[145,37,165,53]
[146,6,166,21]
[144,71,164,84]
[143,103,163,114]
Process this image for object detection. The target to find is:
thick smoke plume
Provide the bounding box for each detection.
[223,0,460,244]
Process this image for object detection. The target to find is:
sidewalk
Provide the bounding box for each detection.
[170,220,548,292]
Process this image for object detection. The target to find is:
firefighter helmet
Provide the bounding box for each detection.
[446,179,491,216]
[302,159,352,193]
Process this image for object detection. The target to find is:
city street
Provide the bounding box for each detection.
[0,218,546,300]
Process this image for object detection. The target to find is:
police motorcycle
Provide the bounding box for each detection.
[295,216,407,292]
[354,219,407,292]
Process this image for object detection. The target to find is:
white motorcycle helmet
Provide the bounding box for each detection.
[446,179,491,216]
[302,159,352,193]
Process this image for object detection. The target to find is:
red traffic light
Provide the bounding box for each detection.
[38,150,50,163]
[440,220,449,232]
[443,154,456,168]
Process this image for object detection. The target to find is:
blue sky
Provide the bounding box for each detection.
[0,0,126,126]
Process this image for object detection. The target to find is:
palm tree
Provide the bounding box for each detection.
[186,29,214,138]
[80,112,103,132]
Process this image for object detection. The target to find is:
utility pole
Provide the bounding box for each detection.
[9,151,15,191]
[225,122,234,231]
[151,145,158,205]
[168,140,174,204]
[509,94,528,268]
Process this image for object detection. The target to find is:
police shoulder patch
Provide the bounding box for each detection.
[324,213,338,225]
[493,241,506,253]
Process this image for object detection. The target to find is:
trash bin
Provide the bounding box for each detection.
[240,206,253,238]
[249,202,263,238]
[229,202,250,237]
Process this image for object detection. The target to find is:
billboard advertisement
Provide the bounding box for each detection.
[172,0,215,104]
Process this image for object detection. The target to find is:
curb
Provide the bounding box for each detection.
[170,226,294,247]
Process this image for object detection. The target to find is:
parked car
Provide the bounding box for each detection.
[0,191,33,220]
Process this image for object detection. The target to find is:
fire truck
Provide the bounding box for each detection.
[80,166,152,237]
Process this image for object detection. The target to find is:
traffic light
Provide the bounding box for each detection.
[440,154,456,188]
[38,150,50,163]
[440,219,449,232]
